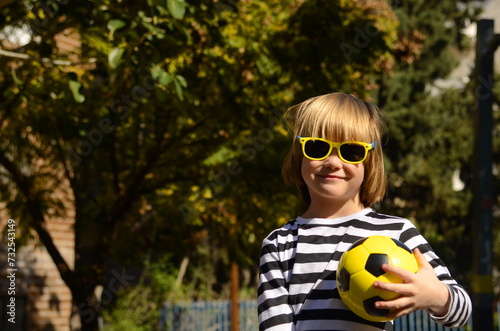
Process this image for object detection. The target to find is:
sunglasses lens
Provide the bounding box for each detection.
[340,143,366,162]
[304,140,330,159]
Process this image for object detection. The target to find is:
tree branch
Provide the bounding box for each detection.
[0,149,78,293]
[0,48,97,66]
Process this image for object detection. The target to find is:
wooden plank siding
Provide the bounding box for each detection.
[0,207,75,331]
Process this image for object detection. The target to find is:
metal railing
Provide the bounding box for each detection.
[160,300,258,331]
[160,300,499,331]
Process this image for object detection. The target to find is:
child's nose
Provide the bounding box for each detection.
[323,148,342,167]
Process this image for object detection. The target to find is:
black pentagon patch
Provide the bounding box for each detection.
[364,296,390,317]
[365,254,388,277]
[392,238,412,253]
[337,268,350,292]
[347,237,368,251]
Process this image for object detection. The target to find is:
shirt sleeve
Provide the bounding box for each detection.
[399,224,472,327]
[257,235,295,331]
[427,283,472,328]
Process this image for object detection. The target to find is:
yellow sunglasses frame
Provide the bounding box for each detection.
[296,136,377,164]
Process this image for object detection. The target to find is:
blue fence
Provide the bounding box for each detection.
[160,300,499,331]
[159,300,258,331]
[394,309,472,331]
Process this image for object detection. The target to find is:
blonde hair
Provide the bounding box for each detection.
[282,92,387,207]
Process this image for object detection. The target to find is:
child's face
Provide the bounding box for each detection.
[301,148,365,207]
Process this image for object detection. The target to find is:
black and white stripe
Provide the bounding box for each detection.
[257,208,472,330]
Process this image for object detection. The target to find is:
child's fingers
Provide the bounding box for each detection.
[413,247,433,271]
[374,296,410,310]
[381,262,415,281]
[373,279,413,296]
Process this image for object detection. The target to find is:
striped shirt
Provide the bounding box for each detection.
[257,208,471,330]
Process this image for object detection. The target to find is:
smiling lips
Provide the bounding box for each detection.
[319,174,347,180]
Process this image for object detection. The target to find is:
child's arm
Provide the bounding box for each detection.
[373,247,471,327]
[258,238,295,331]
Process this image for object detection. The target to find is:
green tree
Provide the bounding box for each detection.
[0,0,289,328]
[373,0,494,288]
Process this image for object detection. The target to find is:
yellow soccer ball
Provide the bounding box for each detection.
[336,236,419,322]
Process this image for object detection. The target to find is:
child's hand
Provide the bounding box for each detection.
[372,248,451,319]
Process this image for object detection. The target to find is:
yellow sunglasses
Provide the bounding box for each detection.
[297,136,377,164]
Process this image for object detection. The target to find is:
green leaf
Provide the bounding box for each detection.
[203,146,235,166]
[69,80,85,103]
[107,19,127,40]
[167,0,186,19]
[108,48,125,69]
[140,18,165,37]
[173,78,184,100]
[175,74,187,88]
[107,19,127,32]
[150,65,173,86]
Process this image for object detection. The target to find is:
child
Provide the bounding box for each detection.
[257,93,471,330]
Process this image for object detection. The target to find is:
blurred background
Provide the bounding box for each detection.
[0,0,499,330]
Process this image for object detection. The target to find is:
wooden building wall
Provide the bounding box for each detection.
[0,206,75,331]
